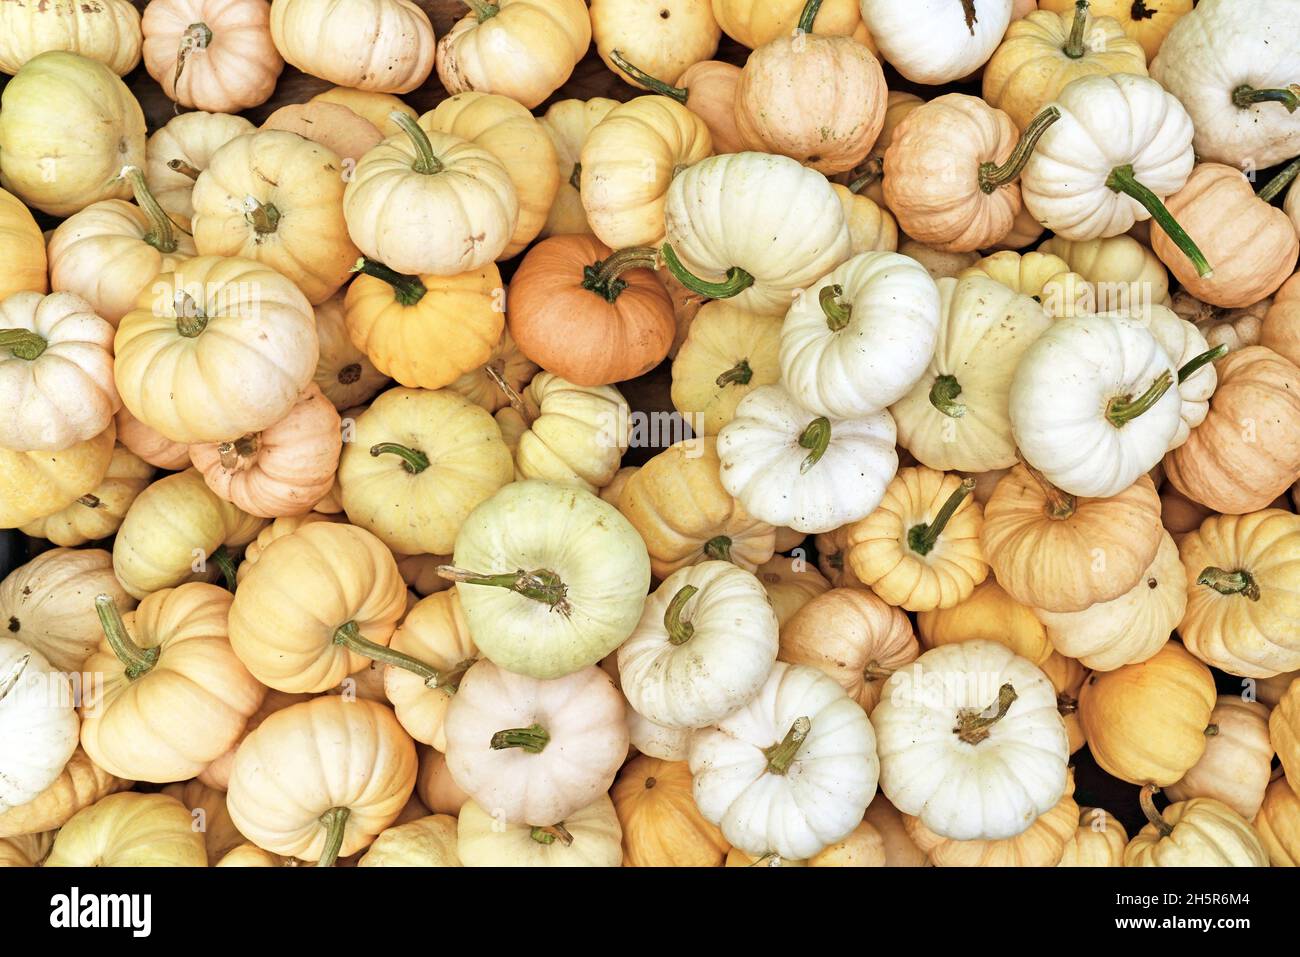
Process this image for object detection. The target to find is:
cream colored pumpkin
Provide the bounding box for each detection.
[860,0,1012,85]
[0,748,127,839]
[670,301,782,436]
[457,795,622,867]
[20,444,152,547]
[1124,788,1268,867]
[0,423,116,529]
[1254,776,1300,867]
[538,97,620,238]
[1271,679,1300,795]
[160,778,246,863]
[756,557,831,627]
[1058,807,1127,867]
[1166,696,1274,819]
[356,814,461,867]
[1038,233,1171,311]
[44,792,207,866]
[269,0,433,92]
[383,590,477,752]
[144,110,255,224]
[0,185,47,300]
[415,746,469,816]
[143,0,283,111]
[0,0,141,75]
[312,293,389,411]
[958,250,1091,318]
[0,640,79,815]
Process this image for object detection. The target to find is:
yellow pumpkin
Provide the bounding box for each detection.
[445,326,539,415]
[712,0,874,49]
[756,556,831,627]
[0,749,128,839]
[233,512,342,584]
[670,301,782,436]
[592,0,720,90]
[20,444,152,546]
[383,590,477,751]
[0,421,116,529]
[44,792,207,867]
[813,525,858,587]
[917,577,1052,665]
[1037,233,1171,311]
[1274,680,1300,795]
[311,87,417,137]
[805,820,887,867]
[1254,776,1300,867]
[833,183,899,256]
[1039,651,1087,755]
[1166,696,1274,820]
[1037,0,1190,61]
[1124,786,1268,867]
[0,186,48,300]
[356,814,461,867]
[539,97,620,238]
[611,754,728,867]
[0,832,52,867]
[1058,807,1127,867]
[958,249,1091,318]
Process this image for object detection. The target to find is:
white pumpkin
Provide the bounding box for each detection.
[716,383,898,534]
[0,639,79,814]
[689,661,878,860]
[1009,313,1181,498]
[780,251,942,419]
[443,660,628,826]
[1166,696,1274,820]
[617,561,778,729]
[890,275,1052,473]
[860,0,1013,85]
[456,795,622,867]
[872,639,1069,841]
[1133,302,1219,451]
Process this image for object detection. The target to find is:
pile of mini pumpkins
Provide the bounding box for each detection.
[1,0,1299,868]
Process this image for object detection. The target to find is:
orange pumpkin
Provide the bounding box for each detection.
[1260,272,1300,369]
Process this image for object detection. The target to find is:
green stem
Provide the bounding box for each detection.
[1196,567,1260,601]
[660,244,754,300]
[351,257,427,306]
[569,163,582,191]
[463,0,498,21]
[95,594,158,680]
[530,823,573,846]
[664,585,699,645]
[798,417,831,474]
[1105,371,1173,427]
[820,284,852,332]
[437,566,571,615]
[609,50,687,104]
[1177,344,1228,383]
[907,478,975,557]
[317,807,350,867]
[1139,785,1173,839]
[863,661,894,682]
[1205,723,1219,737]
[979,107,1060,193]
[764,717,811,774]
[1106,164,1213,278]
[954,682,1017,745]
[1232,84,1300,113]
[174,290,207,338]
[242,195,280,235]
[581,246,660,302]
[332,620,445,685]
[167,158,201,180]
[1021,458,1076,520]
[120,166,178,252]
[797,0,823,33]
[1063,1,1089,59]
[370,442,430,474]
[210,545,238,592]
[715,358,753,388]
[0,328,48,361]
[929,374,966,418]
[1258,156,1300,203]
[703,536,732,562]
[491,723,550,753]
[391,112,444,175]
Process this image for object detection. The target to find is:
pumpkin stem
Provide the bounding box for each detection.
[242,195,281,235]
[907,477,975,557]
[798,417,832,473]
[351,257,427,306]
[317,806,350,867]
[1139,784,1174,838]
[167,158,202,180]
[953,682,1017,745]
[173,22,213,104]
[530,823,574,846]
[331,620,446,685]
[929,374,966,418]
[978,106,1060,193]
[1019,458,1076,520]
[0,328,48,361]
[1130,0,1155,20]
[609,50,688,104]
[77,494,102,509]
[174,290,208,338]
[660,244,755,300]
[1105,165,1213,278]
[819,284,852,331]
[581,246,660,302]
[390,112,445,175]
[436,566,572,616]
[764,716,812,774]
[370,442,430,474]
[491,723,550,753]
[715,358,753,388]
[462,0,498,21]
[1232,83,1300,113]
[863,660,893,682]
[0,652,30,703]
[960,0,977,33]
[95,594,158,680]
[1062,1,1089,59]
[664,584,699,645]
[484,361,531,421]
[1177,344,1228,383]
[435,657,477,694]
[338,363,362,385]
[119,165,179,253]
[1258,156,1300,203]
[846,158,884,195]
[210,545,238,592]
[1105,370,1173,427]
[1057,692,1078,715]
[703,536,732,562]
[217,433,259,471]
[796,0,823,33]
[1204,723,1219,737]
[569,162,582,191]
[1196,567,1261,601]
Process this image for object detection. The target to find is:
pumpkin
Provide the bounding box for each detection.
[611,754,728,867]
[959,251,1089,321]
[44,792,207,867]
[1038,0,1187,60]
[1261,273,1300,368]
[20,444,152,547]
[437,0,591,110]
[1172,289,1267,355]
[199,689,309,791]
[457,795,622,867]
[1161,484,1213,537]
[756,557,831,627]
[1021,74,1209,278]
[310,88,416,138]
[833,183,898,256]
[891,276,1052,473]
[847,89,923,208]
[1164,347,1300,515]
[1254,776,1300,867]
[592,0,720,91]
[712,0,872,49]
[1057,806,1127,867]
[383,590,477,751]
[0,422,116,529]
[845,467,988,612]
[617,54,746,158]
[862,794,928,867]
[860,0,1012,85]
[538,97,620,237]
[813,526,857,588]
[354,814,460,867]
[444,660,627,826]
[904,770,1080,866]
[0,639,79,814]
[226,696,416,864]
[449,480,651,678]
[0,832,52,867]
[1124,786,1268,867]
[0,187,47,301]
[112,468,266,599]
[261,102,381,163]
[344,116,518,277]
[918,578,1052,666]
[311,294,387,411]
[0,291,119,452]
[1040,651,1087,754]
[508,237,674,387]
[617,437,776,578]
[1152,164,1298,308]
[232,512,340,584]
[1165,696,1273,819]
[1256,670,1298,709]
[1139,302,1219,452]
[690,662,878,859]
[160,778,246,862]
[733,5,886,175]
[216,843,298,867]
[0,51,145,217]
[805,820,887,867]
[778,587,918,714]
[874,639,1068,841]
[781,251,941,418]
[446,326,538,415]
[144,110,255,224]
[662,151,851,317]
[415,746,470,815]
[269,0,432,92]
[1078,641,1215,785]
[1038,233,1170,311]
[669,302,781,436]
[0,748,126,838]
[1177,510,1300,678]
[0,0,141,75]
[338,387,513,556]
[983,3,1147,132]
[1273,680,1300,794]
[143,0,282,112]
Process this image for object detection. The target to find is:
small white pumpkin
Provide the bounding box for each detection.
[0,639,79,814]
[456,795,622,867]
[860,0,1013,85]
[1140,303,1219,451]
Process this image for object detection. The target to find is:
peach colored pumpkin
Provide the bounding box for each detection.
[261,102,382,163]
[1261,273,1300,369]
[114,406,191,471]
